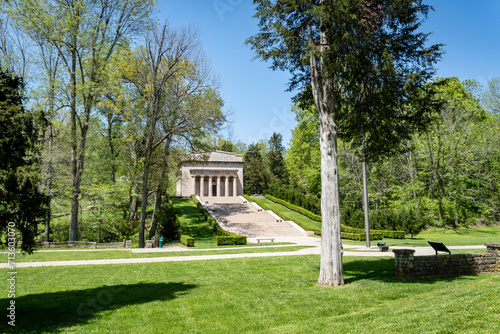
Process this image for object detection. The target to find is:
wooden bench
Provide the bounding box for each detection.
[256,238,275,243]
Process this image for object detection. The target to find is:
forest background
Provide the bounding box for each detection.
[0,1,499,251]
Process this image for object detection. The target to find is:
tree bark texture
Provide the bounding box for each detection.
[311,27,344,286]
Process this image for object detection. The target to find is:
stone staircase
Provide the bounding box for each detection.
[200,196,306,238]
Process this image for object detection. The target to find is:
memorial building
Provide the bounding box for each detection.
[176,151,244,198]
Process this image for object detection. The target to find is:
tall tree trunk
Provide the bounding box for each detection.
[311,28,344,285]
[44,122,53,242]
[151,137,172,229]
[129,194,139,221]
[317,104,344,286]
[107,110,117,182]
[139,106,158,248]
[361,124,370,249]
[69,45,79,242]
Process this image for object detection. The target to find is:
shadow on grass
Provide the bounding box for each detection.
[1,282,196,333]
[342,258,477,285]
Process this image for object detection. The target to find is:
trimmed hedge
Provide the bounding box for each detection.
[180,235,195,247]
[265,184,321,215]
[265,194,322,221]
[191,195,247,246]
[260,194,405,241]
[216,235,247,246]
[243,195,322,236]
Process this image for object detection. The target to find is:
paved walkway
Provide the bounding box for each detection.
[0,235,487,268]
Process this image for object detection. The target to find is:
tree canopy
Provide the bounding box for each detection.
[247,0,442,286]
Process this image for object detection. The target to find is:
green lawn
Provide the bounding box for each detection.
[0,246,311,263]
[172,197,220,248]
[2,255,499,333]
[344,226,500,247]
[258,197,500,247]
[255,198,322,229]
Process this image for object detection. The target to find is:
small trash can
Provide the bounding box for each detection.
[159,237,164,248]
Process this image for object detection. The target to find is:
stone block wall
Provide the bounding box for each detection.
[394,243,500,279]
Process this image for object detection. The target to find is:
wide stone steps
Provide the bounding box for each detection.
[201,197,305,238]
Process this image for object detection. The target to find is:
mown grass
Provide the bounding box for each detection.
[0,246,311,263]
[256,198,322,230]
[258,198,500,247]
[172,197,219,248]
[2,255,499,333]
[344,226,500,247]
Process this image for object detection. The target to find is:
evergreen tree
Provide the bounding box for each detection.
[247,0,441,286]
[0,69,47,253]
[267,132,290,185]
[243,144,270,194]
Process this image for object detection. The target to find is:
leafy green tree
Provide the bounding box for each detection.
[244,144,270,194]
[247,0,441,286]
[483,77,500,115]
[418,78,486,226]
[122,24,225,247]
[0,69,47,253]
[8,0,154,242]
[218,140,234,152]
[287,104,321,195]
[267,132,290,185]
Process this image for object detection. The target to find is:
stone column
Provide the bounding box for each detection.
[393,249,415,279]
[192,176,197,196]
[200,176,205,197]
[224,176,229,197]
[208,176,213,197]
[233,176,237,196]
[216,176,221,197]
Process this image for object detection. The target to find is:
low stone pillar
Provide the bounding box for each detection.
[486,243,500,270]
[393,249,415,279]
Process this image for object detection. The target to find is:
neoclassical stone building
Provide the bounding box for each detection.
[176,151,244,198]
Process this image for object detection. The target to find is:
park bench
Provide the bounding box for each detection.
[428,241,451,255]
[256,238,275,243]
[377,242,389,252]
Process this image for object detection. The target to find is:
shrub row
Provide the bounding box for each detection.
[264,184,321,215]
[343,206,424,238]
[265,194,322,221]
[191,195,247,246]
[341,226,384,240]
[180,235,194,247]
[262,195,405,240]
[243,195,322,236]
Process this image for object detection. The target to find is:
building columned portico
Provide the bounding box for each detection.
[176,151,243,197]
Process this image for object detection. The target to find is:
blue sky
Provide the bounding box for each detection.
[157,1,500,148]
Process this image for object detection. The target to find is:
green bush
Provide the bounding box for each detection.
[261,194,405,240]
[265,194,322,221]
[149,201,180,241]
[264,184,321,215]
[216,235,247,246]
[180,235,195,247]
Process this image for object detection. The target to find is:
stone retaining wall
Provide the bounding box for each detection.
[394,243,500,279]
